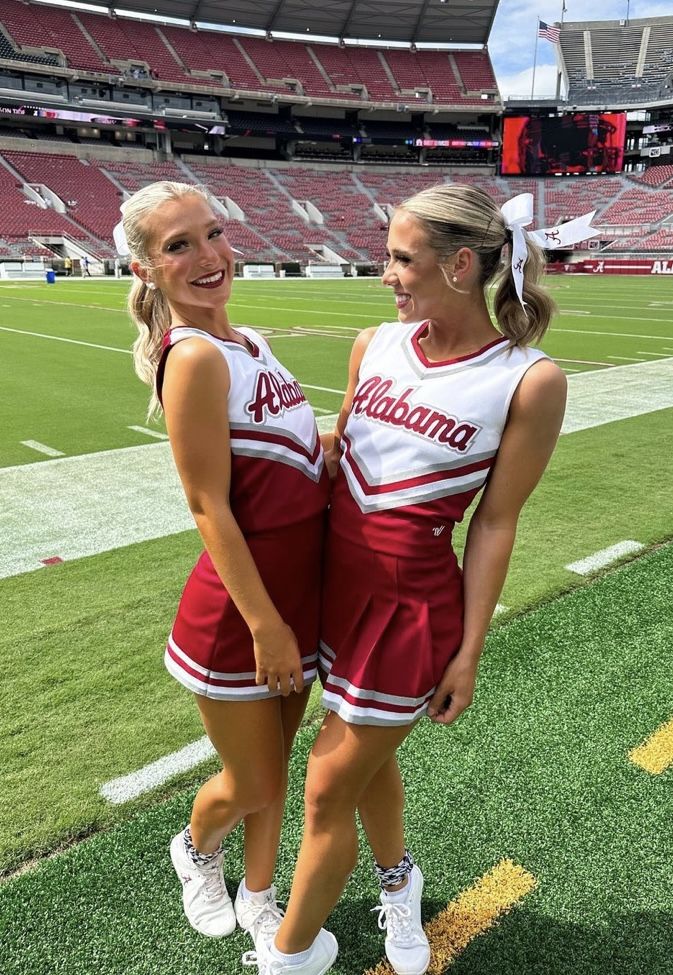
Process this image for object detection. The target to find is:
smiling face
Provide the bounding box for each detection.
[140,192,236,317]
[382,210,455,323]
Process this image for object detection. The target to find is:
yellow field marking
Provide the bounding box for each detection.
[363,859,537,975]
[629,718,673,774]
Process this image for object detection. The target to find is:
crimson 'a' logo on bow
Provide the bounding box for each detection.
[514,258,525,272]
[545,229,561,243]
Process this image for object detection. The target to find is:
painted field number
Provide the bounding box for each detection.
[363,859,536,975]
[629,718,673,775]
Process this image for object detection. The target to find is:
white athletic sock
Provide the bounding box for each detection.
[241,880,273,903]
[270,940,312,965]
[382,876,411,903]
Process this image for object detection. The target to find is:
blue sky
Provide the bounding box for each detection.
[489,0,673,99]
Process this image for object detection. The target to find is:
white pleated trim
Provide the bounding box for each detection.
[165,634,318,701]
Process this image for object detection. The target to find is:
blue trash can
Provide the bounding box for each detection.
[46,270,56,284]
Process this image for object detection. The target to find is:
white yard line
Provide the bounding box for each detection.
[0,294,127,312]
[230,301,375,319]
[554,327,673,341]
[565,541,645,576]
[100,737,216,804]
[302,383,346,395]
[636,351,673,357]
[128,425,169,440]
[553,357,610,366]
[0,326,131,354]
[20,440,64,457]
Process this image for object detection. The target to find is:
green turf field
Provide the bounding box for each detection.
[1,274,672,973]
[2,543,672,975]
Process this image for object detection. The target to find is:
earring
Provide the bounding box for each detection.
[452,275,458,283]
[147,282,156,290]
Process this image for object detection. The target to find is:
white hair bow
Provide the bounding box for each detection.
[500,193,598,310]
[112,196,244,259]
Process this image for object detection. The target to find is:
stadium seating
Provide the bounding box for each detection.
[3,150,123,240]
[0,0,104,71]
[561,16,673,103]
[630,165,673,188]
[0,1,501,108]
[0,136,671,261]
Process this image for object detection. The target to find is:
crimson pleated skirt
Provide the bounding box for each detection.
[319,529,464,726]
[165,514,324,700]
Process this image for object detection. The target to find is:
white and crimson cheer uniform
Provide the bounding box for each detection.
[320,320,547,726]
[157,326,329,700]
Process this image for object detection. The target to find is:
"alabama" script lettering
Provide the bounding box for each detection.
[351,376,480,452]
[246,370,306,423]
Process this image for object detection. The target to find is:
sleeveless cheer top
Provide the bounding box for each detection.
[330,320,548,558]
[158,326,329,534]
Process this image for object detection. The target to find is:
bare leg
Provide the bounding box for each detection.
[190,695,291,856]
[275,713,415,953]
[242,688,311,890]
[357,755,407,890]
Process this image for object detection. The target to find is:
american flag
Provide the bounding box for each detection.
[538,20,561,43]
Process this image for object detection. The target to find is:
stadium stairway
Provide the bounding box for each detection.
[263,167,367,262]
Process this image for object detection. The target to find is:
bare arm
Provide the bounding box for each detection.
[427,358,567,723]
[322,326,377,478]
[162,339,304,696]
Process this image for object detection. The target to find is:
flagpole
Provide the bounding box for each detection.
[556,1,566,100]
[531,17,539,99]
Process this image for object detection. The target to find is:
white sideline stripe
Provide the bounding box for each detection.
[0,442,195,579]
[1,361,672,581]
[493,604,508,616]
[561,357,673,435]
[128,425,169,440]
[316,413,338,433]
[20,440,64,457]
[100,736,216,804]
[565,540,644,576]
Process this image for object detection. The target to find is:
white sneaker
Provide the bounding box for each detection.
[373,865,430,975]
[169,831,236,937]
[242,927,338,975]
[235,881,285,948]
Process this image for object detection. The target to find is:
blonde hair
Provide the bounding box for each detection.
[122,180,222,417]
[398,184,556,345]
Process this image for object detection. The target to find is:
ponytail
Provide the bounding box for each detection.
[399,183,558,348]
[128,277,172,419]
[492,239,557,346]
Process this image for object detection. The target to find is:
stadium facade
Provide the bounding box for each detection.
[0,0,670,275]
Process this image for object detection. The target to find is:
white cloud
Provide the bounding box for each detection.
[497,63,562,102]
